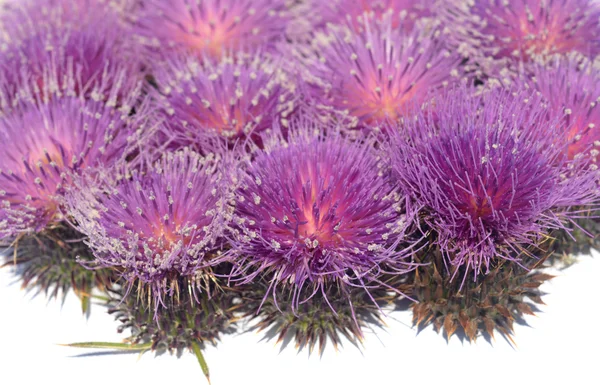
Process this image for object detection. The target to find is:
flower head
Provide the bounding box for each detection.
[229,120,415,308]
[133,0,290,61]
[0,71,149,240]
[443,0,600,73]
[0,0,141,100]
[155,52,293,145]
[299,16,461,130]
[67,148,230,308]
[388,86,599,281]
[311,0,436,32]
[515,56,600,162]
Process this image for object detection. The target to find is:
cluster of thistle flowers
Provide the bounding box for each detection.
[2,0,600,374]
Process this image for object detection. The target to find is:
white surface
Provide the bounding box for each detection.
[1,252,599,385]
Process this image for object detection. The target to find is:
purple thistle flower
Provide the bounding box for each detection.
[515,56,600,163]
[0,0,142,99]
[132,0,290,61]
[0,70,150,240]
[309,0,437,32]
[154,52,294,145]
[229,120,416,309]
[298,15,461,130]
[388,85,600,282]
[66,148,230,309]
[442,0,600,74]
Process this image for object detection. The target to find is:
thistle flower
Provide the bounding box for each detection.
[0,71,149,240]
[407,245,553,343]
[516,56,600,162]
[510,57,600,259]
[133,0,290,61]
[0,0,141,100]
[67,148,231,309]
[155,52,293,146]
[310,0,437,32]
[388,86,600,282]
[298,15,461,130]
[442,0,600,74]
[229,121,416,310]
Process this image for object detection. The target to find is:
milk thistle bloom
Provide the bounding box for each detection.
[442,0,600,74]
[133,0,290,61]
[299,15,461,130]
[511,56,600,258]
[229,121,415,308]
[0,71,149,241]
[67,148,231,309]
[155,52,293,145]
[388,86,600,282]
[516,56,600,162]
[0,0,141,99]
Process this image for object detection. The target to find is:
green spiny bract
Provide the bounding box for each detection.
[66,275,239,383]
[1,224,115,313]
[241,276,407,355]
[107,278,240,356]
[406,246,552,344]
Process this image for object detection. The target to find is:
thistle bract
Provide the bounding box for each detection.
[229,122,415,308]
[299,16,460,130]
[68,275,239,383]
[1,224,115,314]
[67,148,230,308]
[133,0,290,61]
[242,274,405,354]
[408,245,553,343]
[0,72,148,240]
[155,52,293,145]
[388,86,600,281]
[107,282,238,355]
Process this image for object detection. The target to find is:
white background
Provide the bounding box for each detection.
[1,251,599,385]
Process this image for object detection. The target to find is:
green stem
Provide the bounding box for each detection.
[191,341,210,384]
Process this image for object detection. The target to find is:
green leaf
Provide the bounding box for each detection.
[62,341,153,351]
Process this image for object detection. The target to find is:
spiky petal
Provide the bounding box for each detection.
[0,70,149,240]
[155,52,293,146]
[66,148,231,309]
[298,15,461,130]
[229,121,415,309]
[133,0,291,61]
[388,86,600,281]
